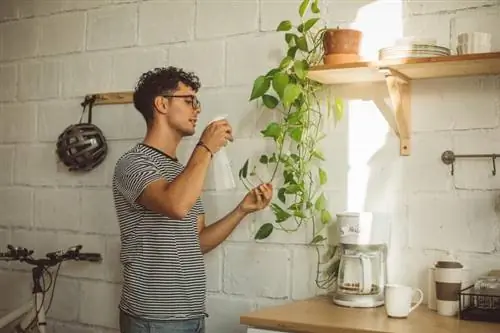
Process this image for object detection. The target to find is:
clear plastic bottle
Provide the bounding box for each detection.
[205,115,236,191]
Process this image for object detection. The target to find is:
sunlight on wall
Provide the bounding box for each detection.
[350,0,404,60]
[346,100,390,211]
[346,0,403,212]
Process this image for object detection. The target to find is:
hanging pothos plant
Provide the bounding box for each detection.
[238,0,344,290]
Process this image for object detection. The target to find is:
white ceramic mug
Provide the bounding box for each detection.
[384,284,423,318]
[457,32,492,54]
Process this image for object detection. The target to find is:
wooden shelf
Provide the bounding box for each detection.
[308,52,500,84]
[308,52,500,156]
[83,53,500,156]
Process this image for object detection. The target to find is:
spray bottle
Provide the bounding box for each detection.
[205,115,236,191]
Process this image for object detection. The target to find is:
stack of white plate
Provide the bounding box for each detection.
[378,37,451,60]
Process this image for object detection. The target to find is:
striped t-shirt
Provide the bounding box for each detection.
[112,143,206,321]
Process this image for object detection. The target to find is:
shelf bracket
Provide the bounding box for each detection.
[378,67,411,156]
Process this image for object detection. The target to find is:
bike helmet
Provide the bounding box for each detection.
[56,95,108,172]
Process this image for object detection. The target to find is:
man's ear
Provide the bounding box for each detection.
[153,95,168,115]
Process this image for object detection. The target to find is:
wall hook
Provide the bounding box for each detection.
[441,150,455,175]
[441,150,500,176]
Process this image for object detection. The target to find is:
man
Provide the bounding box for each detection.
[112,66,273,333]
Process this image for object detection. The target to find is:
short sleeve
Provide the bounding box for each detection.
[114,153,164,207]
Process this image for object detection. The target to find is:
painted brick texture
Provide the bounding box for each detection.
[0,1,500,332]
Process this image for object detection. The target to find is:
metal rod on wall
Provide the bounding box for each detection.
[441,150,500,176]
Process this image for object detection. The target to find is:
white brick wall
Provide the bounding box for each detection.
[38,12,86,56]
[1,1,500,333]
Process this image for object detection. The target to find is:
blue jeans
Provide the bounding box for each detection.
[119,311,205,333]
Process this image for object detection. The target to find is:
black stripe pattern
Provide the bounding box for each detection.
[112,143,206,320]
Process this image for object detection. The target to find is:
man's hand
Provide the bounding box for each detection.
[198,183,273,254]
[199,119,233,155]
[237,183,273,214]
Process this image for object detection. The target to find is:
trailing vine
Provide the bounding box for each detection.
[238,0,344,290]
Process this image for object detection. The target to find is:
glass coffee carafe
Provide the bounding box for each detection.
[333,243,388,308]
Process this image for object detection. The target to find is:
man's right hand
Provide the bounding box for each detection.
[199,119,234,154]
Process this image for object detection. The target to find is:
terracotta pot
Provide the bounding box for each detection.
[323,28,363,55]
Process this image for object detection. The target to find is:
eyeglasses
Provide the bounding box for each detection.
[162,94,201,110]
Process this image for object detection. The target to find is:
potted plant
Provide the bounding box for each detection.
[238,0,345,291]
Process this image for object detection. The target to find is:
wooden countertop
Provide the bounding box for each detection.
[240,296,500,333]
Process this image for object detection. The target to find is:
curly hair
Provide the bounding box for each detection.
[133,66,201,124]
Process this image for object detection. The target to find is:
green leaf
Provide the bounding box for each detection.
[278,188,286,203]
[303,18,319,32]
[283,84,301,107]
[285,33,296,46]
[299,0,310,17]
[294,210,306,218]
[271,203,291,223]
[289,127,303,142]
[239,159,249,178]
[250,76,270,101]
[255,223,274,240]
[311,0,320,13]
[335,97,344,121]
[293,60,308,80]
[265,68,279,78]
[261,123,281,140]
[287,111,302,125]
[297,18,319,33]
[277,20,292,31]
[285,184,301,194]
[312,150,325,161]
[296,36,308,51]
[272,72,289,98]
[315,193,326,210]
[287,47,298,59]
[283,170,294,183]
[311,235,326,244]
[279,56,293,69]
[259,155,268,164]
[262,94,279,109]
[319,168,327,185]
[321,209,332,224]
[260,122,281,140]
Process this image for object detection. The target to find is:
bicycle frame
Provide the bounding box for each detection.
[0,266,50,333]
[0,244,102,333]
[0,294,46,333]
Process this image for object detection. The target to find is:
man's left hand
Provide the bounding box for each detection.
[238,183,273,214]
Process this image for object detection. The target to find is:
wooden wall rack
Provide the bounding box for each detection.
[86,92,134,105]
[307,52,500,156]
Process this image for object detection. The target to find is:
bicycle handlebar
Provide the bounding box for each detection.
[0,244,102,267]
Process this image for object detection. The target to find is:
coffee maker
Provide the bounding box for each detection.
[333,212,390,308]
